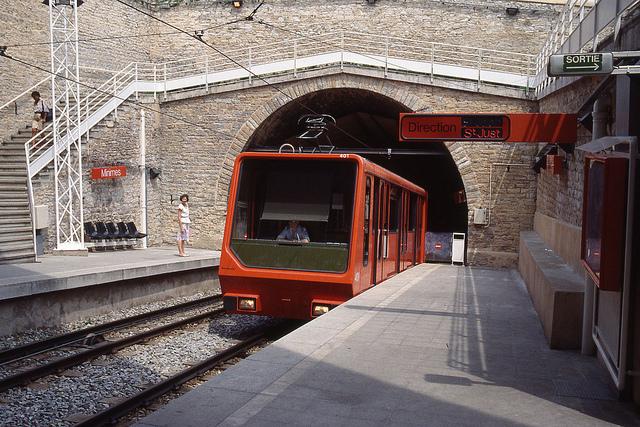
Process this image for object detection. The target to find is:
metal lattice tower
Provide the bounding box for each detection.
[48,0,85,251]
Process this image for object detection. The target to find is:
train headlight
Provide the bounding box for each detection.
[238,298,256,311]
[312,304,330,317]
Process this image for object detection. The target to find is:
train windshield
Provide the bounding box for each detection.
[230,157,357,273]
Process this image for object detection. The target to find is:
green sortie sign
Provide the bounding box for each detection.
[548,53,614,77]
[563,54,603,72]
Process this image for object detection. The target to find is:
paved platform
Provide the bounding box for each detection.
[0,247,219,301]
[136,264,639,427]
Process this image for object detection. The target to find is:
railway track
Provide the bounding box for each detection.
[0,296,290,427]
[74,331,270,427]
[0,295,222,366]
[0,295,223,392]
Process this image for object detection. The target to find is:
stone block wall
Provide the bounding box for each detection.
[146,74,538,265]
[536,77,605,229]
[32,105,156,252]
[148,0,560,63]
[0,0,152,141]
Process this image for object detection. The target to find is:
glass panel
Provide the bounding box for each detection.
[364,177,371,266]
[584,160,604,277]
[230,158,357,273]
[389,187,399,232]
[409,193,417,231]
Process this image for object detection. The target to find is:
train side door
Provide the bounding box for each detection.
[374,179,388,284]
[400,190,409,271]
[361,176,375,290]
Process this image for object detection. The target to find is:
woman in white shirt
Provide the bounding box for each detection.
[177,194,191,257]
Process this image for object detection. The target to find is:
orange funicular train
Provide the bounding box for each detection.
[219,152,427,319]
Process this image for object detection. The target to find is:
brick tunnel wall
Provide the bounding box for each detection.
[144,74,539,266]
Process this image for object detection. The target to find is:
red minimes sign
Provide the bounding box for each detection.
[91,166,127,180]
[399,113,577,144]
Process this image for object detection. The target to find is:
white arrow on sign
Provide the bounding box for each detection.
[565,64,600,71]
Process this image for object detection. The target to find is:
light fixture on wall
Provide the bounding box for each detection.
[149,168,162,180]
[232,0,242,8]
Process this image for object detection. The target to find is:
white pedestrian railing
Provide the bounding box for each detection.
[17,30,535,181]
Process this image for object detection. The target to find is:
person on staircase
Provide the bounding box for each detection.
[31,91,51,137]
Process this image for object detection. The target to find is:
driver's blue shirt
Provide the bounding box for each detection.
[277,225,310,241]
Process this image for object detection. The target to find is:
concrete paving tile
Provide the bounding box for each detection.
[137,387,255,427]
[206,359,290,393]
[247,341,318,366]
[265,394,314,412]
[241,417,285,427]
[347,405,393,422]
[388,408,487,427]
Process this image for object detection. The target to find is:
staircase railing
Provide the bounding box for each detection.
[0,77,52,144]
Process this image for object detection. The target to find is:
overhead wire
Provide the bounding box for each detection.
[1,17,247,49]
[0,52,248,149]
[111,0,373,149]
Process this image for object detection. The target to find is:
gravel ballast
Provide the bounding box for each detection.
[0,291,279,427]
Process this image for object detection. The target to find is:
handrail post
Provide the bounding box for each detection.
[153,64,157,101]
[85,98,90,145]
[430,42,435,83]
[384,36,389,77]
[163,63,167,100]
[477,49,482,92]
[340,31,344,71]
[248,47,252,86]
[113,78,118,122]
[525,55,531,95]
[293,40,298,78]
[205,56,209,93]
[135,63,139,101]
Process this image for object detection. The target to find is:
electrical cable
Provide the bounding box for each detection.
[111,0,373,149]
[0,51,247,148]
[1,17,247,49]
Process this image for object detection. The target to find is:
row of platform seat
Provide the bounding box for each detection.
[84,221,147,242]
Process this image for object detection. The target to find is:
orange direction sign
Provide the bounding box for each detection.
[399,113,576,144]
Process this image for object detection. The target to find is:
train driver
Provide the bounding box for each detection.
[276,220,310,243]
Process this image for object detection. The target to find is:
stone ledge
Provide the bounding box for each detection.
[518,231,584,349]
[0,248,220,302]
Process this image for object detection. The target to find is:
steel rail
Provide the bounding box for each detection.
[0,306,225,392]
[74,332,268,427]
[0,295,222,366]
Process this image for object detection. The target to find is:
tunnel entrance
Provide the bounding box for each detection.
[246,88,468,237]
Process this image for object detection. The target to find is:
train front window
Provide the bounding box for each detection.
[230,158,357,273]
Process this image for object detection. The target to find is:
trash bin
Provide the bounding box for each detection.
[451,232,466,264]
